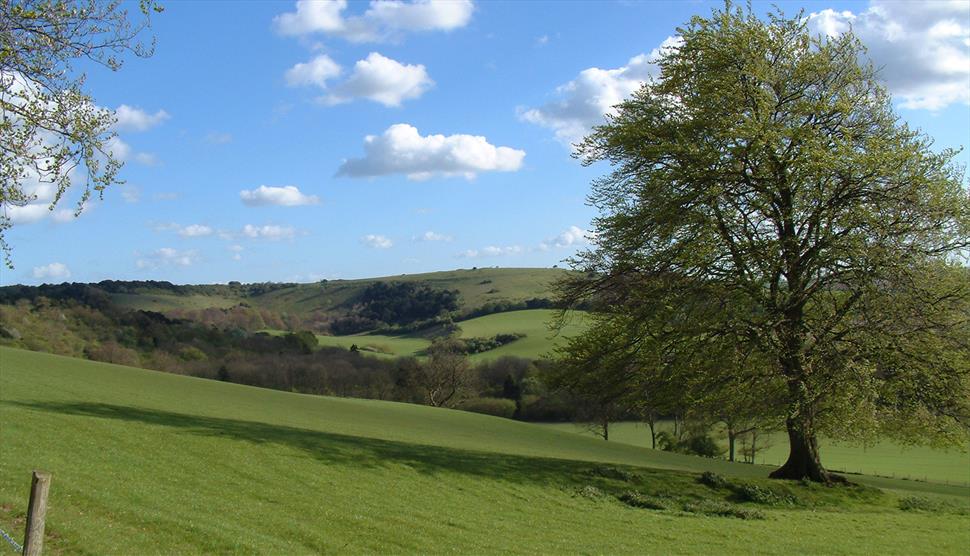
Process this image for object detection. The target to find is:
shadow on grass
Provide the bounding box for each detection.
[6,401,685,492]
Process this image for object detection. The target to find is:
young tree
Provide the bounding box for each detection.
[0,0,161,265]
[561,4,970,482]
[415,339,472,408]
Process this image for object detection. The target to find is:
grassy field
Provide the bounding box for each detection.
[458,309,588,361]
[270,308,589,360]
[542,422,970,486]
[1,347,968,554]
[313,332,429,358]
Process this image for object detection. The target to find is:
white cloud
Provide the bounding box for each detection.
[229,244,244,261]
[808,1,970,110]
[243,224,296,240]
[338,123,525,180]
[114,105,170,132]
[539,225,592,250]
[179,224,214,238]
[52,202,94,223]
[154,222,214,238]
[520,36,681,148]
[5,204,51,224]
[285,54,342,88]
[460,245,523,258]
[361,234,393,248]
[32,262,71,280]
[274,0,474,42]
[134,152,159,166]
[105,136,132,161]
[322,52,433,106]
[120,185,141,203]
[205,131,233,144]
[240,185,320,207]
[136,247,198,269]
[414,230,451,242]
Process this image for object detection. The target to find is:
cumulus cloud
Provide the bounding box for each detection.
[154,223,214,238]
[414,230,451,242]
[32,262,71,280]
[136,247,198,269]
[274,0,474,42]
[228,244,244,261]
[338,123,525,180]
[539,225,593,250]
[808,1,970,110]
[361,234,393,248]
[460,245,523,258]
[240,185,320,207]
[243,224,296,240]
[179,224,214,238]
[323,52,433,106]
[285,54,342,88]
[520,36,681,148]
[3,171,94,225]
[114,105,170,132]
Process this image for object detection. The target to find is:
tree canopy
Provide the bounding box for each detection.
[0,0,161,265]
[557,3,970,482]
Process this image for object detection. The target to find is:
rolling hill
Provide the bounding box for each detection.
[1,347,967,554]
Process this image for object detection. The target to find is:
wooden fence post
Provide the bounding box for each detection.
[23,471,51,556]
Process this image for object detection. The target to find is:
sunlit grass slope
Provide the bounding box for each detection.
[1,347,967,555]
[543,422,970,486]
[458,309,588,361]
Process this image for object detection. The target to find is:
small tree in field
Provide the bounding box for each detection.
[559,3,970,482]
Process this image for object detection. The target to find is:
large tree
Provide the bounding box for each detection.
[559,4,970,482]
[0,0,160,266]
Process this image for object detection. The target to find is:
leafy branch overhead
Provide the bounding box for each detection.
[0,0,162,266]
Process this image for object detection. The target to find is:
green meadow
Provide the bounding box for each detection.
[543,422,970,486]
[1,347,968,554]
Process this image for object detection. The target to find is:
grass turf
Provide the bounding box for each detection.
[1,347,968,554]
[542,422,970,487]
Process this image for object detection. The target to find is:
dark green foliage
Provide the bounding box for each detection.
[458,333,525,354]
[680,435,724,458]
[588,465,640,482]
[357,282,460,326]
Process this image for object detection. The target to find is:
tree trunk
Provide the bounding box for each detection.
[728,429,736,462]
[602,418,609,441]
[769,416,834,482]
[748,429,757,464]
[647,418,656,450]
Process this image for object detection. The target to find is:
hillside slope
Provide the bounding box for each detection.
[107,267,568,316]
[1,348,967,554]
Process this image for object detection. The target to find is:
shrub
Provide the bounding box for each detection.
[734,484,796,506]
[618,491,672,510]
[457,397,517,418]
[678,435,724,458]
[682,500,765,520]
[655,431,676,451]
[587,465,639,482]
[899,497,939,512]
[576,485,604,499]
[698,471,729,489]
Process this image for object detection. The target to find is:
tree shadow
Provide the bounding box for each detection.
[6,401,673,490]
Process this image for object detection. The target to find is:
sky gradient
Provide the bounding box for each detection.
[5,0,969,285]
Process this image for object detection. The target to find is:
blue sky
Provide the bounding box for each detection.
[5,0,969,285]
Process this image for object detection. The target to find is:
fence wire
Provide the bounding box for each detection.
[0,527,22,553]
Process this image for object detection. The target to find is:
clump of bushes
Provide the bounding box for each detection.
[587,465,639,482]
[733,484,797,506]
[457,397,517,418]
[899,497,940,512]
[576,485,605,499]
[698,471,730,489]
[459,333,525,354]
[682,500,765,520]
[657,432,724,458]
[618,491,672,510]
